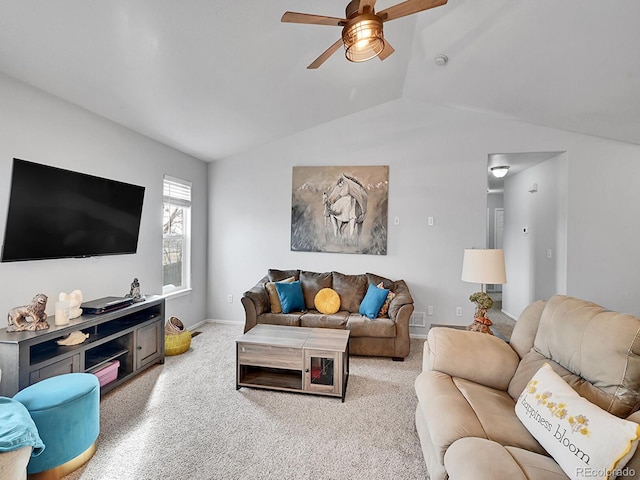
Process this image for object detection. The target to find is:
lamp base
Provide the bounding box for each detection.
[466,316,494,335]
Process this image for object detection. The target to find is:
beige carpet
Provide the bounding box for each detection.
[488,298,517,340]
[63,323,428,480]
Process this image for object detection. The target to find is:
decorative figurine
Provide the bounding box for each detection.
[7,294,50,332]
[466,291,495,335]
[125,278,145,302]
[58,290,83,319]
[56,330,89,346]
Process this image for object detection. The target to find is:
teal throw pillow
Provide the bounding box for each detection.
[359,283,390,319]
[275,280,306,314]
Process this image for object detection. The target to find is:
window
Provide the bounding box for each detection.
[163,176,192,295]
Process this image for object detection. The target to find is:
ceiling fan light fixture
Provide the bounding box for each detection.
[342,14,384,63]
[491,166,510,178]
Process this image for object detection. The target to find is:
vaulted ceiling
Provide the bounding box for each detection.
[1,0,638,162]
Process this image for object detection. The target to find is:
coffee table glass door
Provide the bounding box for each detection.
[304,349,342,395]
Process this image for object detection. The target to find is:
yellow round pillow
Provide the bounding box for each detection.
[314,288,341,314]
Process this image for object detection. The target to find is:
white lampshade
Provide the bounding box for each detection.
[461,249,507,285]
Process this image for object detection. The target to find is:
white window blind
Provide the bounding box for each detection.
[163,176,192,207]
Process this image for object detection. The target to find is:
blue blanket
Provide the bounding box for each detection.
[0,396,45,456]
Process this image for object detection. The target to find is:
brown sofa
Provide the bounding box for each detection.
[241,269,414,360]
[415,295,640,479]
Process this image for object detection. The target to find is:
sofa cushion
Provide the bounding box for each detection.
[314,288,340,315]
[515,363,640,479]
[275,281,306,314]
[445,438,568,480]
[268,269,300,282]
[332,272,367,313]
[265,276,295,314]
[415,370,546,467]
[300,311,348,329]
[347,314,395,338]
[300,271,333,310]
[257,313,301,327]
[359,283,389,319]
[530,295,640,418]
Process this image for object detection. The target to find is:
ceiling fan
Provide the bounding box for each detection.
[281,0,448,69]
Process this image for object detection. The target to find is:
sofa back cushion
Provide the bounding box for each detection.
[300,271,333,310]
[509,299,546,359]
[332,272,367,313]
[366,273,393,290]
[268,269,300,282]
[508,295,640,418]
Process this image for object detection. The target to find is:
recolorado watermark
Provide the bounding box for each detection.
[576,467,635,478]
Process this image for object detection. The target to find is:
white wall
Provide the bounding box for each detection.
[486,192,504,249]
[502,154,568,318]
[567,142,640,313]
[208,97,640,333]
[0,73,208,328]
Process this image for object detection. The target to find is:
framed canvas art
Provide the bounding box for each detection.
[291,165,388,255]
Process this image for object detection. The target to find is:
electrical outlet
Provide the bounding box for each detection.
[394,216,400,225]
[427,305,434,316]
[227,294,233,303]
[456,306,462,317]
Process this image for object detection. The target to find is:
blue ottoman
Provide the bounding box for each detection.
[13,373,100,478]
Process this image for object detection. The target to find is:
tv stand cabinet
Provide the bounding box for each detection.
[0,297,165,397]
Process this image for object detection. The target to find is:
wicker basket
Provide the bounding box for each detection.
[165,330,192,356]
[165,316,185,335]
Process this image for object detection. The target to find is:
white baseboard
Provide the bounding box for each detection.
[204,319,244,326]
[186,319,243,331]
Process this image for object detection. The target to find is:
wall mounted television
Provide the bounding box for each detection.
[1,158,145,262]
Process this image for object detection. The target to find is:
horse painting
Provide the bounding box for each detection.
[290,165,388,255]
[324,174,368,245]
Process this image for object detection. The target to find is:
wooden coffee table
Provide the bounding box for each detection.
[236,324,350,401]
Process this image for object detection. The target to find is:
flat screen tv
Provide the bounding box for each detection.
[1,158,145,262]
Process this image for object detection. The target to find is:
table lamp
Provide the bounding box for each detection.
[461,249,507,334]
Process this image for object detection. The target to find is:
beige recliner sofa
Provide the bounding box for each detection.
[415,295,640,480]
[242,269,414,360]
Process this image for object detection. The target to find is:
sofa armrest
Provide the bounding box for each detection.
[388,280,413,321]
[425,327,520,391]
[241,276,269,333]
[619,412,640,480]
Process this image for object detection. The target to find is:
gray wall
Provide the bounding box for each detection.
[3,72,638,335]
[0,73,208,328]
[208,98,640,333]
[502,154,568,318]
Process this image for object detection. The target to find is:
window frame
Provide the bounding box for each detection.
[162,175,192,296]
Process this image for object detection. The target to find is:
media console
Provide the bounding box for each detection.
[0,296,165,397]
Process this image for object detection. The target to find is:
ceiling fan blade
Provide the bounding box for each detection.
[378,40,395,61]
[307,39,344,69]
[358,0,377,14]
[281,12,346,27]
[378,0,447,22]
